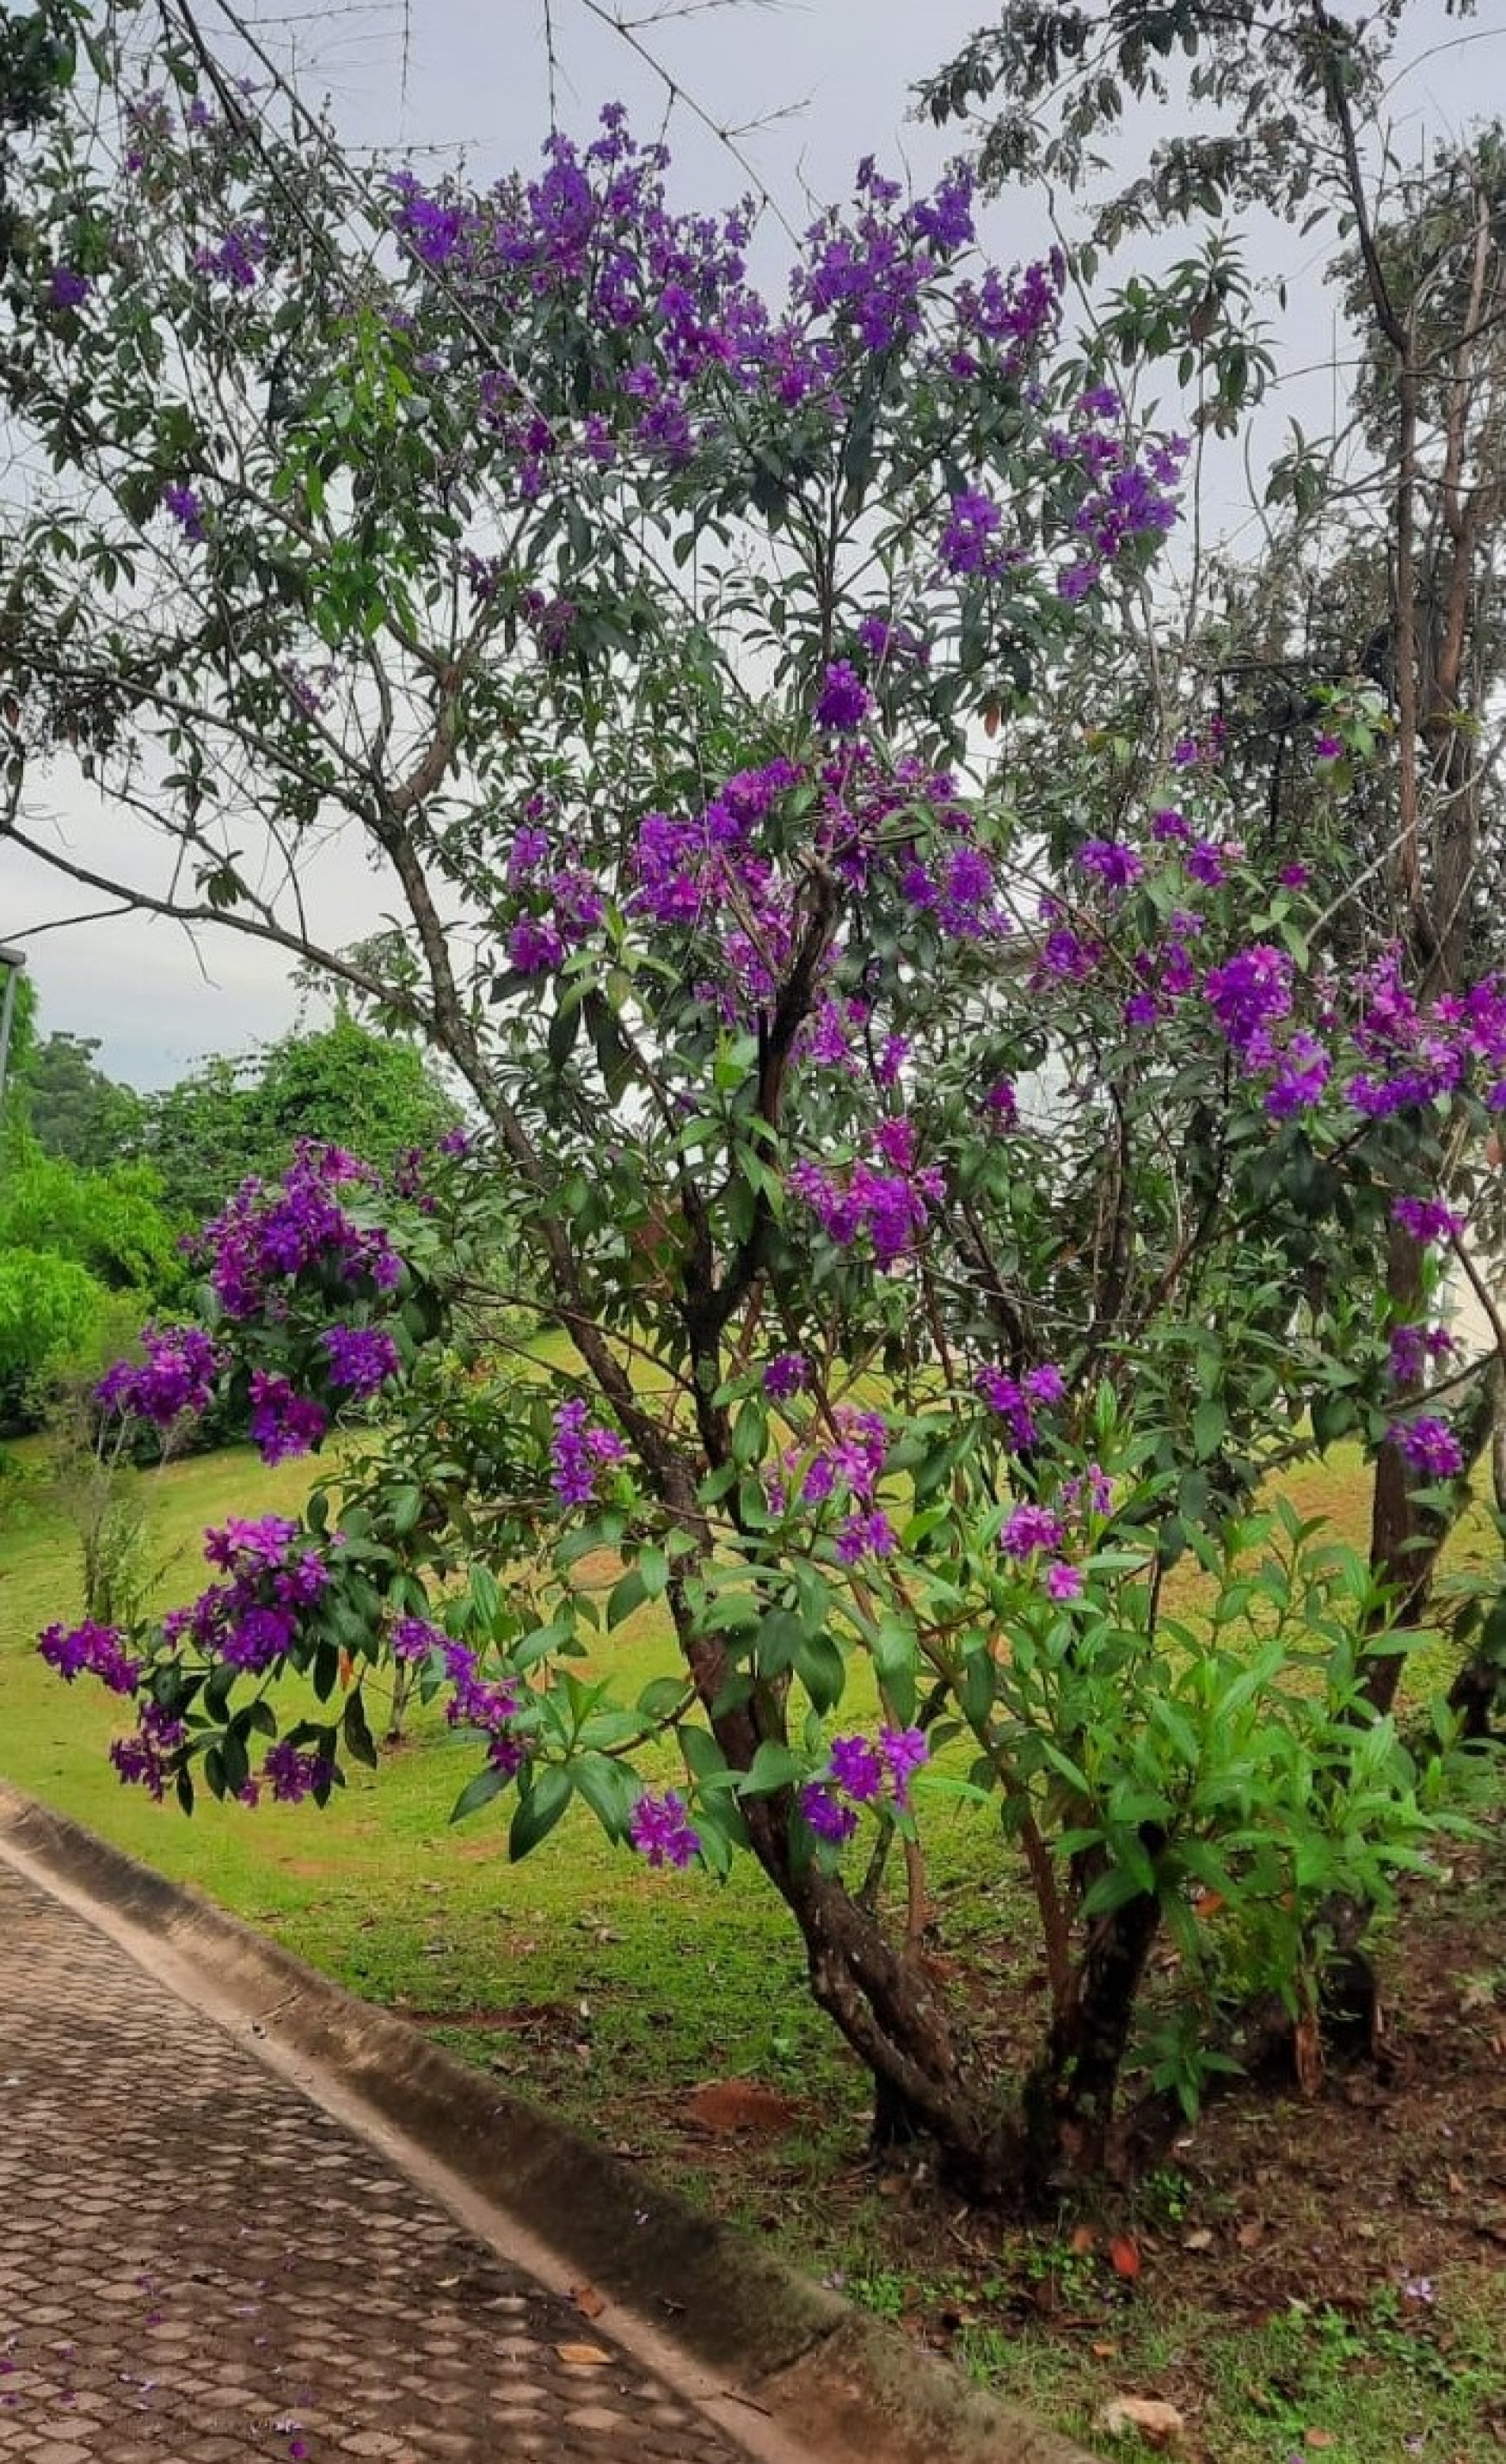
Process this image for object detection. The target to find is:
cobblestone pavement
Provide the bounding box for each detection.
[0,1862,760,2464]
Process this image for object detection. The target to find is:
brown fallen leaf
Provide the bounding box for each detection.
[569,2284,605,2320]
[1182,2228,1214,2253]
[684,2079,801,2136]
[1070,2223,1099,2256]
[1109,2234,1143,2281]
[556,2343,612,2369]
[1091,2341,1120,2360]
[1235,2219,1264,2252]
[1305,2433,1335,2451]
[1097,2395,1184,2449]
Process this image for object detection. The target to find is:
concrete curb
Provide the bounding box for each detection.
[0,1779,1102,2464]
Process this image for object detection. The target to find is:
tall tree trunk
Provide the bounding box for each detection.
[1021,1881,1163,2197]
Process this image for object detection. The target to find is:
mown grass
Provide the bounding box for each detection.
[2,1429,1504,2462]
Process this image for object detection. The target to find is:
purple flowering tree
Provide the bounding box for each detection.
[6,10,1497,2196]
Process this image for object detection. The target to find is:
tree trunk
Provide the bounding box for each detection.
[1020,1881,1163,2198]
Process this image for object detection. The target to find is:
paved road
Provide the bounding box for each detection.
[0,1860,758,2464]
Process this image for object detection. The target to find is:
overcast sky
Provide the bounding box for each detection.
[2,0,1500,1086]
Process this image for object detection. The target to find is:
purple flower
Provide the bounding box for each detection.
[1043,1560,1084,1602]
[829,1735,884,1803]
[1314,732,1343,760]
[801,1782,859,1843]
[262,1741,334,1805]
[1000,1502,1064,1559]
[1078,837,1144,893]
[508,916,567,974]
[1204,945,1294,1054]
[47,264,91,309]
[161,481,206,541]
[96,1323,221,1426]
[836,1508,897,1562]
[1388,1323,1454,1386]
[814,661,871,734]
[391,1615,447,1661]
[1265,1031,1331,1118]
[551,1398,628,1505]
[248,1372,328,1466]
[38,1619,141,1695]
[193,220,267,288]
[628,1788,700,1869]
[1025,1363,1067,1406]
[1279,863,1311,889]
[1390,1415,1463,1481]
[938,489,1002,575]
[111,1703,188,1801]
[321,1323,400,1399]
[763,1351,810,1399]
[1392,1195,1464,1245]
[879,1725,928,1805]
[984,1078,1018,1127]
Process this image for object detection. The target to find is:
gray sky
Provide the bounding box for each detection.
[2,0,1500,1085]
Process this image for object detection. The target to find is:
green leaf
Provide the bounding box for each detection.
[1193,1397,1226,1461]
[386,1483,423,1536]
[341,1689,378,1770]
[873,1615,918,1725]
[606,1567,647,1631]
[795,1629,845,1714]
[739,1741,806,1797]
[509,1765,575,1860]
[571,1752,633,1837]
[450,1764,509,1823]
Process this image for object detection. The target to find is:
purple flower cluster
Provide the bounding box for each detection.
[161,481,206,541]
[1389,1323,1455,1386]
[814,662,871,734]
[96,1323,221,1428]
[1204,944,1295,1056]
[551,1399,629,1505]
[763,1351,810,1399]
[110,1701,188,1800]
[976,1361,1067,1450]
[789,1404,889,1513]
[628,1788,700,1869]
[1390,1415,1463,1482]
[439,1638,524,1775]
[263,1741,335,1805]
[790,1118,944,1270]
[248,1372,328,1467]
[1000,1502,1064,1559]
[196,1145,403,1319]
[192,220,267,289]
[800,1724,930,1843]
[938,489,1004,577]
[164,1515,329,1677]
[391,1614,449,1660]
[47,264,91,309]
[1392,1195,1464,1246]
[385,116,1057,501]
[1047,393,1186,601]
[38,1619,141,1694]
[321,1324,400,1399]
[1077,837,1145,894]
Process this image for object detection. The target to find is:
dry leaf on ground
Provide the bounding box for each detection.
[1096,2394,1184,2448]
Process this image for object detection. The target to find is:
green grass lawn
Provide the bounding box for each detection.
[3,1429,1504,2464]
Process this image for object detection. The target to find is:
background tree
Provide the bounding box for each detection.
[140,1012,461,1224]
[17,1027,142,1167]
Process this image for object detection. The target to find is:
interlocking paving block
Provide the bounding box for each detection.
[0,1864,757,2463]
